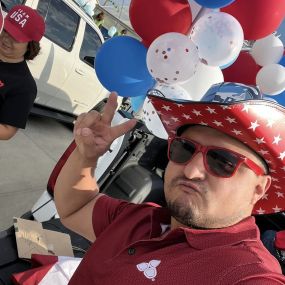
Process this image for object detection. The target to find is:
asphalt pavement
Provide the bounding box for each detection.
[0,115,74,231]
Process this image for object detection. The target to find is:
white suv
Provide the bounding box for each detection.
[2,0,113,121]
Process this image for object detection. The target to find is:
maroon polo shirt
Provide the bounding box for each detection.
[69,195,285,284]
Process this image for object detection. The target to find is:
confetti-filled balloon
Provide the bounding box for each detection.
[142,98,168,139]
[190,12,244,66]
[146,32,199,85]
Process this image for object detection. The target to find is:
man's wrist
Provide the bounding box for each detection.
[74,147,99,169]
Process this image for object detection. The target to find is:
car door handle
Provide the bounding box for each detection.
[75,68,86,75]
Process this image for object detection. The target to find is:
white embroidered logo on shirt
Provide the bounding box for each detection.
[136,260,161,281]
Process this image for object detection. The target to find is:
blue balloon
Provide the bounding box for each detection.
[279,55,285,67]
[263,96,278,103]
[130,94,146,112]
[95,36,155,97]
[194,0,235,9]
[271,91,285,106]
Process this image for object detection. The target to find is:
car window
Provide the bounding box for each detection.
[37,0,80,51]
[79,23,102,67]
[1,0,25,11]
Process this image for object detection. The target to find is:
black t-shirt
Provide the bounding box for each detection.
[0,60,37,129]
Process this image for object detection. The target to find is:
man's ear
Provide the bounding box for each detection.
[252,175,272,205]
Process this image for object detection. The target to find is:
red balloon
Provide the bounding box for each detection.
[221,0,285,40]
[129,0,192,47]
[222,52,261,85]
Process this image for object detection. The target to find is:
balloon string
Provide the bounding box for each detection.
[187,7,207,36]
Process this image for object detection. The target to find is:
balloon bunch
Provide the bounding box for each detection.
[94,0,285,138]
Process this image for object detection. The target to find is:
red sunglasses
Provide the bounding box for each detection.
[168,137,266,178]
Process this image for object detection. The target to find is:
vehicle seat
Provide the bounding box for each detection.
[47,140,76,197]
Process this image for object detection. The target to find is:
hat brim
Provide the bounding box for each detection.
[149,95,285,215]
[4,18,30,42]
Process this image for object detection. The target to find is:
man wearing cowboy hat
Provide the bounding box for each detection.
[54,82,285,284]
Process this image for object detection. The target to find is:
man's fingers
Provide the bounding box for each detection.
[75,111,101,131]
[111,119,137,140]
[101,92,118,125]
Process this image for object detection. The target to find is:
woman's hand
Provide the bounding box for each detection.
[73,92,136,165]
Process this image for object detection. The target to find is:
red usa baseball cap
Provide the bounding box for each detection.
[4,5,45,42]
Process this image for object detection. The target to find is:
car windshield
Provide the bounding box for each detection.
[1,0,24,11]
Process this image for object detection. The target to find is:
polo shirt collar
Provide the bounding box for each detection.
[150,207,259,249]
[183,216,259,249]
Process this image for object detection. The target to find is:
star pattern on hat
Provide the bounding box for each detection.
[248,120,260,131]
[149,97,285,215]
[273,135,282,145]
[232,129,242,136]
[171,117,180,123]
[206,107,217,114]
[279,151,285,160]
[182,114,191,120]
[256,208,266,214]
[267,119,275,128]
[225,117,237,124]
[273,206,282,213]
[255,137,266,145]
[261,193,269,200]
[192,109,202,116]
[242,104,250,113]
[213,120,223,127]
[258,149,269,155]
[276,192,284,198]
[162,105,171,111]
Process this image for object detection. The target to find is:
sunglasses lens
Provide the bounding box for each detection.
[207,149,240,177]
[169,138,196,164]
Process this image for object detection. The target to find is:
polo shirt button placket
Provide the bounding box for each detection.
[128,247,136,255]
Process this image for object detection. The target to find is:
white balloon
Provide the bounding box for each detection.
[181,62,224,100]
[251,34,284,66]
[74,0,86,6]
[142,98,168,140]
[256,64,285,95]
[190,11,244,66]
[146,32,200,85]
[154,83,193,100]
[108,26,117,37]
[84,3,95,16]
